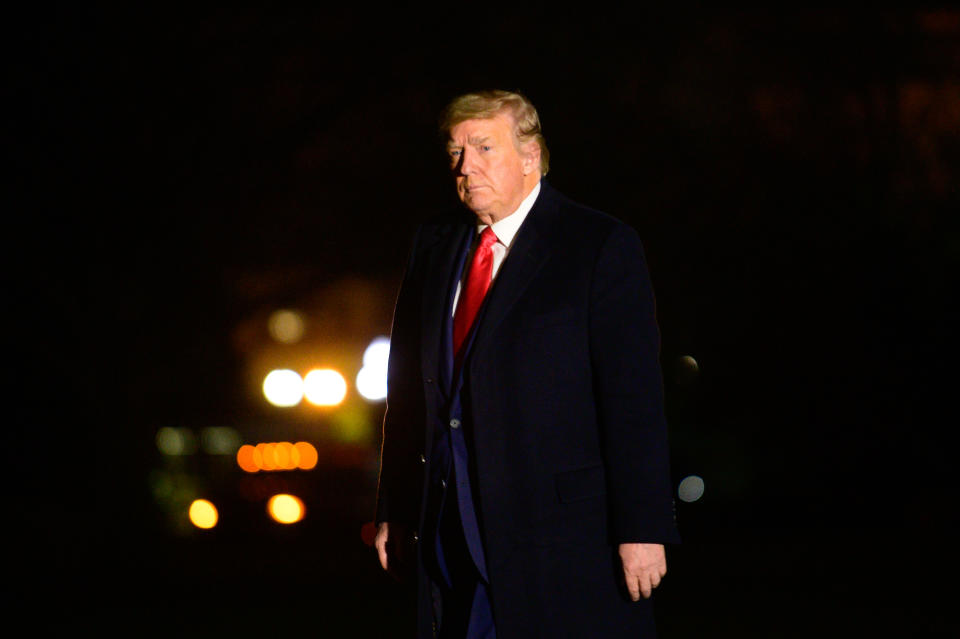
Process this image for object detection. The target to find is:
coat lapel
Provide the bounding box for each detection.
[467,186,554,367]
[419,218,473,400]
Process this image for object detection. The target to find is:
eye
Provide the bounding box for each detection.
[480,145,492,152]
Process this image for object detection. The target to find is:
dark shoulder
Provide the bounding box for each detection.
[536,181,641,248]
[407,208,472,253]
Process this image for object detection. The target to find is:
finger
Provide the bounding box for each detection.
[624,571,641,601]
[634,582,653,601]
[640,576,653,599]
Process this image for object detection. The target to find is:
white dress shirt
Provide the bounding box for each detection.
[451,181,541,315]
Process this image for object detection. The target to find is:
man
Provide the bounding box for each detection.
[375,90,680,638]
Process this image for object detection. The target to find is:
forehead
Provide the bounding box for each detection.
[448,113,515,143]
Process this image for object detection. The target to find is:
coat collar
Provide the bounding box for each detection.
[418,180,562,389]
[467,180,558,367]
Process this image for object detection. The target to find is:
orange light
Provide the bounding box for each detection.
[189,499,218,529]
[257,443,277,470]
[237,445,259,473]
[267,494,305,524]
[295,442,318,470]
[236,441,319,472]
[274,441,294,469]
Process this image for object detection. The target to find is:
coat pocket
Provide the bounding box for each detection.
[554,465,606,503]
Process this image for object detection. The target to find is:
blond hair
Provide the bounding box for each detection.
[439,89,550,176]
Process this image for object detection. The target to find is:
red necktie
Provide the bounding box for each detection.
[453,227,499,359]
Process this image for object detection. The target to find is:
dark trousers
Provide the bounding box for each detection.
[432,491,496,639]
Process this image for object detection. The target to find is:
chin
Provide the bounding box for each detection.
[464,194,492,213]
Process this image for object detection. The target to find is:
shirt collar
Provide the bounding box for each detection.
[477,181,541,248]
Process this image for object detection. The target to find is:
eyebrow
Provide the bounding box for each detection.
[447,136,491,149]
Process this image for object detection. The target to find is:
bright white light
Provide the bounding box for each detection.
[678,475,705,503]
[356,367,387,401]
[357,336,390,401]
[262,369,304,407]
[303,369,347,406]
[363,337,391,368]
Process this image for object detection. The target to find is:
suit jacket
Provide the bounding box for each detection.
[376,180,680,638]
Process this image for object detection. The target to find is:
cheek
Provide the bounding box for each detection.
[490,163,512,188]
[498,166,521,191]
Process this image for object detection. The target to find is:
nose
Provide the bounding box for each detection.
[457,146,476,176]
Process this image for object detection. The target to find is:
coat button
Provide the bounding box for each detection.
[450,418,461,429]
[412,532,419,543]
[426,377,434,384]
[419,453,426,464]
[440,479,447,489]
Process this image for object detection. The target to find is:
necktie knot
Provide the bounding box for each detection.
[479,226,498,250]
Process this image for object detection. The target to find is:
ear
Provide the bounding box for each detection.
[521,141,541,176]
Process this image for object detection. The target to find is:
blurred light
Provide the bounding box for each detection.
[330,405,373,444]
[263,369,303,407]
[674,355,700,386]
[156,427,198,456]
[201,426,241,455]
[294,441,318,470]
[257,443,277,470]
[189,499,219,529]
[150,470,174,500]
[236,444,260,473]
[268,309,305,344]
[678,475,705,503]
[267,494,305,524]
[274,441,294,469]
[150,470,198,510]
[356,367,387,402]
[363,336,391,368]
[356,337,390,401]
[303,368,347,406]
[237,441,318,473]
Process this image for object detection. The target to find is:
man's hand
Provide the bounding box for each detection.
[374,521,412,581]
[618,542,666,601]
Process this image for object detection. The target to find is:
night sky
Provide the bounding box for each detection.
[9,7,957,636]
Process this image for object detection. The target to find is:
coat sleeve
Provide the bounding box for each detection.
[375,225,426,527]
[589,223,680,544]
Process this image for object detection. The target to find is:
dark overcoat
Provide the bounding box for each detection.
[376,181,680,638]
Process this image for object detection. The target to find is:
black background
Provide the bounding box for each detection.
[8,6,957,636]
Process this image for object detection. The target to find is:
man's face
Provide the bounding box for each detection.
[447,113,535,224]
